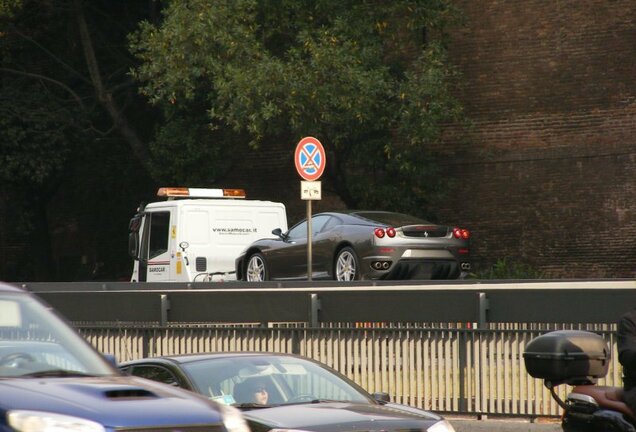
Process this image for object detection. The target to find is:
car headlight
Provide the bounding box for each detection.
[427,419,456,432]
[218,403,250,432]
[7,410,105,432]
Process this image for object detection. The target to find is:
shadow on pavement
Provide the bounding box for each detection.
[449,417,561,432]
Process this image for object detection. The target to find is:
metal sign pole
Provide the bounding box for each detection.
[295,137,325,283]
[307,200,312,281]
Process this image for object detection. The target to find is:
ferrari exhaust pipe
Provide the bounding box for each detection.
[372,261,392,270]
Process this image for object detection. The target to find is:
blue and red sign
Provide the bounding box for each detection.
[295,137,326,181]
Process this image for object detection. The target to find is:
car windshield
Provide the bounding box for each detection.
[182,355,372,407]
[0,292,116,378]
[352,211,432,227]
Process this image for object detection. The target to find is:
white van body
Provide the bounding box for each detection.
[129,189,287,282]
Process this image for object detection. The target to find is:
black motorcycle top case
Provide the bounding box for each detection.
[523,330,610,385]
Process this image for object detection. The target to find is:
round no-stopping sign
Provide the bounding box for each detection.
[295,137,326,181]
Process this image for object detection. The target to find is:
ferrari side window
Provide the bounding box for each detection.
[287,221,307,240]
[322,216,341,232]
[287,215,333,240]
[311,215,330,235]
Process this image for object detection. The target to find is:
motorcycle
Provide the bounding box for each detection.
[524,330,636,432]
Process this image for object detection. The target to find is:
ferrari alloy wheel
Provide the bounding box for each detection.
[246,253,268,281]
[335,247,359,281]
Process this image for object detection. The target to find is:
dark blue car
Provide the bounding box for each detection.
[0,282,249,432]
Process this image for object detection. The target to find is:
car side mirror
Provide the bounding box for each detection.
[272,228,283,238]
[372,392,390,403]
[128,232,139,258]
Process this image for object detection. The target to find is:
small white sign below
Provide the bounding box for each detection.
[301,181,322,200]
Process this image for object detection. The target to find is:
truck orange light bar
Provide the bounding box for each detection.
[157,187,246,199]
[223,189,246,198]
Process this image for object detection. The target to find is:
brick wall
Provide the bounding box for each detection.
[434,0,636,277]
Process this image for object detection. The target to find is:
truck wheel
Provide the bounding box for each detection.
[246,253,268,281]
[335,247,359,281]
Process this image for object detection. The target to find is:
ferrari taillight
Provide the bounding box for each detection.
[375,227,396,238]
[453,227,471,239]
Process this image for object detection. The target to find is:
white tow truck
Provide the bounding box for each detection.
[128,187,287,282]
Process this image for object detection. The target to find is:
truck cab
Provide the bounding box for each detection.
[129,187,287,282]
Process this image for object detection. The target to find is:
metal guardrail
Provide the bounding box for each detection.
[22,279,636,325]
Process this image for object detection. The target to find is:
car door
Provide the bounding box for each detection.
[266,220,308,279]
[266,216,334,279]
[308,215,335,278]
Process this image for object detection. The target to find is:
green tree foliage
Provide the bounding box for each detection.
[0,0,21,18]
[130,0,464,216]
[150,109,234,184]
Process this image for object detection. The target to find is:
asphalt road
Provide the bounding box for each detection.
[448,417,561,432]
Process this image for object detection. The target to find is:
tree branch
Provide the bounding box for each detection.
[12,28,92,86]
[0,67,86,109]
[73,0,152,171]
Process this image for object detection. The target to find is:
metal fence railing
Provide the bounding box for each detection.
[77,322,622,418]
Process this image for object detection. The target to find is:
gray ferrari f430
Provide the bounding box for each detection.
[235,211,471,281]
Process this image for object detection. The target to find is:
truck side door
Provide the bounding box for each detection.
[141,210,173,282]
